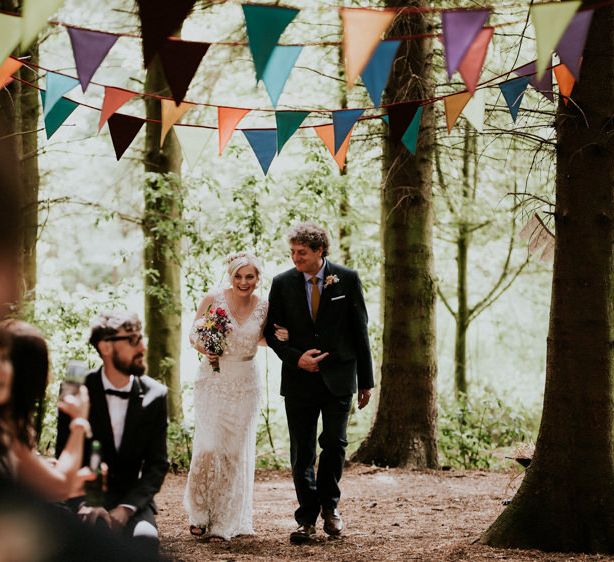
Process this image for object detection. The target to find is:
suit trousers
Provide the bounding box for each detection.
[284,374,352,526]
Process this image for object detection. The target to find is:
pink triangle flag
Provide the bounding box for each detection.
[314,124,351,171]
[458,27,493,93]
[99,87,138,131]
[218,106,250,155]
[442,9,490,78]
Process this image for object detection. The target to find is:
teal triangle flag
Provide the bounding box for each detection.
[499,76,530,122]
[401,106,423,155]
[243,129,277,175]
[361,40,400,106]
[275,110,309,153]
[332,108,364,154]
[44,72,79,117]
[242,4,299,81]
[40,90,78,139]
[262,45,303,107]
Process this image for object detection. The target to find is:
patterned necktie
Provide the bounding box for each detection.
[310,277,320,321]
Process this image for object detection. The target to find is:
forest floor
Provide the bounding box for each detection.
[157,464,614,562]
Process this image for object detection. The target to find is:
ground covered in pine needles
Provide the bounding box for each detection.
[158,464,614,561]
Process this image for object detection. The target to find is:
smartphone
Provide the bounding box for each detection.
[59,360,88,400]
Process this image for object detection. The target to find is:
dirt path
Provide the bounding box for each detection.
[158,465,614,561]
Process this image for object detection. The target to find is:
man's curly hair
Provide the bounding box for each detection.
[287,222,330,257]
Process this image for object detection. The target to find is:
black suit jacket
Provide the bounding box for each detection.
[56,369,169,512]
[265,261,374,397]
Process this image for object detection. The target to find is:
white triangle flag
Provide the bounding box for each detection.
[462,88,485,132]
[175,126,213,170]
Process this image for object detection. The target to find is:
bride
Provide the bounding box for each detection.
[184,251,286,540]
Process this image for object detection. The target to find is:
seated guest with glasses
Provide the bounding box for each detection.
[56,311,169,554]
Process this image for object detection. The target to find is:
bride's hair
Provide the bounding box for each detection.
[226,251,261,280]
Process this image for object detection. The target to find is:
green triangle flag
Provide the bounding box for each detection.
[401,106,423,155]
[21,0,64,49]
[39,90,78,139]
[531,1,580,79]
[275,110,309,153]
[242,3,299,81]
[0,14,21,62]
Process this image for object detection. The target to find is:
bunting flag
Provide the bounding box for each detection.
[40,90,78,139]
[158,38,210,105]
[341,8,396,89]
[21,0,64,49]
[314,124,351,170]
[0,58,23,88]
[520,214,554,262]
[98,87,138,131]
[499,76,530,122]
[218,106,250,155]
[462,88,484,132]
[66,27,118,92]
[175,126,213,169]
[160,99,195,145]
[136,0,197,68]
[540,237,555,263]
[553,63,575,106]
[388,101,420,143]
[275,110,309,153]
[242,4,299,81]
[556,9,593,79]
[528,225,550,254]
[262,45,303,107]
[360,40,400,106]
[514,61,553,101]
[0,14,21,63]
[401,106,423,155]
[243,129,277,175]
[43,72,79,117]
[442,9,490,78]
[444,92,472,133]
[519,214,541,241]
[107,113,144,160]
[530,1,581,79]
[332,108,364,154]
[458,27,493,93]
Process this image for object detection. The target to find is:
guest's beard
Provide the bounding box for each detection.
[112,349,146,376]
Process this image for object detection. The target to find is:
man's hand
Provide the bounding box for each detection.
[357,388,372,409]
[78,505,112,528]
[298,349,329,372]
[109,506,133,531]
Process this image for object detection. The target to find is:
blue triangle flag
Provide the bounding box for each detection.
[275,111,309,153]
[243,129,277,175]
[360,40,400,106]
[43,72,79,117]
[40,90,78,139]
[401,106,423,155]
[262,45,303,107]
[332,109,364,154]
[499,76,530,122]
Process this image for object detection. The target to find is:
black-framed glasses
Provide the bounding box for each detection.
[104,333,145,347]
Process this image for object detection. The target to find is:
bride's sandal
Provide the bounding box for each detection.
[189,525,207,537]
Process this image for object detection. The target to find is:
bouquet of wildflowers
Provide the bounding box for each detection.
[192,306,233,372]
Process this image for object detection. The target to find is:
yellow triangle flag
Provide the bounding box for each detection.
[462,88,484,132]
[341,8,395,89]
[444,91,472,134]
[531,1,581,79]
[21,0,64,49]
[160,99,195,145]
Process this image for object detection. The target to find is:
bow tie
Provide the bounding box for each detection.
[105,388,131,399]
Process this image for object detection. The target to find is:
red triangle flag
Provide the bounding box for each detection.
[107,113,144,160]
[458,27,493,93]
[553,63,575,106]
[99,87,138,131]
[314,124,351,170]
[218,107,250,155]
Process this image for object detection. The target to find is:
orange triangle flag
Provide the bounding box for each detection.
[341,8,395,89]
[314,124,351,170]
[218,106,250,155]
[444,91,472,133]
[553,63,575,106]
[458,27,493,93]
[99,87,138,131]
[0,57,22,88]
[160,99,195,145]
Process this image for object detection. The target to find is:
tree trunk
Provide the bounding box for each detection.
[143,56,183,421]
[481,4,614,552]
[353,1,438,468]
[337,38,351,265]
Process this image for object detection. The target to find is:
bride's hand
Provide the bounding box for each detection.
[274,324,289,342]
[205,351,219,364]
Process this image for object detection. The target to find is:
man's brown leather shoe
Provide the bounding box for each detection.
[321,509,343,536]
[290,523,316,544]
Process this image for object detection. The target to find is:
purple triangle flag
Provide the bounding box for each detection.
[243,129,277,175]
[514,61,553,102]
[361,40,401,106]
[107,113,144,160]
[67,27,118,92]
[158,38,210,105]
[556,10,593,79]
[442,9,490,78]
[332,109,364,154]
[388,101,420,143]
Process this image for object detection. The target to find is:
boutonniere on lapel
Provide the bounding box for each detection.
[324,274,340,288]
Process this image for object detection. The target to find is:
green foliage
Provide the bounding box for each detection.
[167,421,193,472]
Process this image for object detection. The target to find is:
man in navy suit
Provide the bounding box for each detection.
[265,222,374,543]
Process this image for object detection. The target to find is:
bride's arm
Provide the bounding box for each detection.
[189,294,215,354]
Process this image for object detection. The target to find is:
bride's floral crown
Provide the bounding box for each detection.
[225,251,262,277]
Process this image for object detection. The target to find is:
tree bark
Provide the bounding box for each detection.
[481,4,614,552]
[143,56,183,421]
[353,1,438,468]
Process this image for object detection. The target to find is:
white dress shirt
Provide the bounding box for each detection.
[101,368,133,451]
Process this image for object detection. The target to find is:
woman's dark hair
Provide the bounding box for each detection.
[0,328,13,478]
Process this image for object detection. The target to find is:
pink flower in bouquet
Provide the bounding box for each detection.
[193,305,233,372]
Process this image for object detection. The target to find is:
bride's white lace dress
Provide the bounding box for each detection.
[184,290,268,539]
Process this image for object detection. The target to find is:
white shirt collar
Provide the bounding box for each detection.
[101,367,133,392]
[303,259,326,282]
